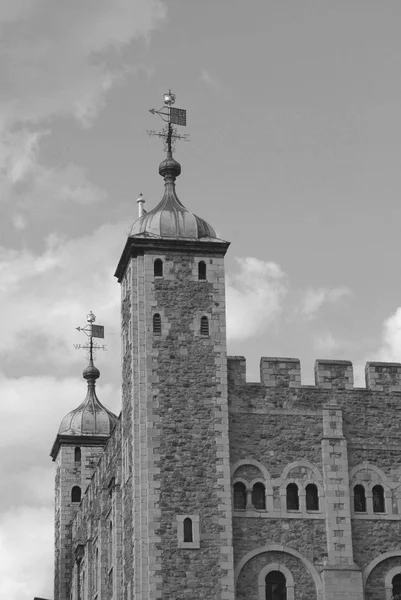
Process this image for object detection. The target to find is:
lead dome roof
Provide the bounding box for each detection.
[130,153,217,240]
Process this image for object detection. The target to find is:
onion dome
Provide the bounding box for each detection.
[130,151,217,239]
[57,360,117,437]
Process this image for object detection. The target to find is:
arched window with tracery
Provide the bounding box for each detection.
[153,313,161,334]
[372,484,385,513]
[71,486,81,503]
[252,482,266,510]
[305,483,319,511]
[286,483,299,511]
[74,447,81,463]
[233,482,247,509]
[266,570,287,600]
[198,261,206,280]
[154,258,163,277]
[200,316,209,336]
[354,484,366,512]
[183,518,193,542]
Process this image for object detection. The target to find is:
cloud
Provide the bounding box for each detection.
[377,306,401,362]
[300,286,352,320]
[313,331,344,355]
[0,221,126,376]
[199,68,220,89]
[226,257,288,341]
[0,0,166,128]
[0,506,54,600]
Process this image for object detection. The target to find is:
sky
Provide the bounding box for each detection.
[1,0,401,597]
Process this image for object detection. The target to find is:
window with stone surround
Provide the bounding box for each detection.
[353,484,366,512]
[71,486,81,503]
[154,258,163,277]
[305,483,319,511]
[373,484,385,513]
[252,482,266,510]
[200,316,209,336]
[177,515,200,549]
[286,483,299,511]
[198,261,206,280]
[234,482,247,509]
[153,313,161,334]
[74,447,81,463]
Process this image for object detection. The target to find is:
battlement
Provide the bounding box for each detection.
[227,356,401,391]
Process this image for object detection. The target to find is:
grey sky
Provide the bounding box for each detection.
[1,1,401,597]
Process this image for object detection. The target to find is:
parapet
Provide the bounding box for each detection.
[365,362,401,392]
[227,356,401,391]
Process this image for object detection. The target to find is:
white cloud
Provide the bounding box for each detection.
[313,331,343,355]
[300,286,352,320]
[226,257,288,341]
[377,306,401,362]
[0,506,54,600]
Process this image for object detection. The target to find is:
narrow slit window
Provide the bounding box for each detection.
[183,518,193,543]
[74,447,81,463]
[286,483,299,510]
[266,571,287,600]
[71,486,81,503]
[153,313,161,334]
[252,482,266,510]
[200,316,209,336]
[233,482,247,509]
[372,484,385,513]
[198,261,206,280]
[305,483,319,511]
[353,484,366,512]
[154,259,163,277]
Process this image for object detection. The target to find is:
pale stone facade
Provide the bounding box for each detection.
[50,149,401,599]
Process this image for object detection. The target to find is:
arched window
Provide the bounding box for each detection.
[286,483,299,510]
[183,518,193,543]
[74,447,81,463]
[71,486,81,503]
[354,484,366,512]
[153,313,161,334]
[372,484,385,513]
[200,316,209,336]
[266,570,287,600]
[198,261,206,280]
[233,482,247,510]
[305,483,319,511]
[252,482,266,510]
[393,574,401,599]
[154,259,163,277]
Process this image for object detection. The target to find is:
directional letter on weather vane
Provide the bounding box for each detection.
[148,90,189,153]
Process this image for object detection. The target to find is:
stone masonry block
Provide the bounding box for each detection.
[227,356,246,385]
[314,359,354,390]
[365,361,401,391]
[260,357,301,388]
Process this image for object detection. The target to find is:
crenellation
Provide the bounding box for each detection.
[365,361,401,392]
[260,357,301,388]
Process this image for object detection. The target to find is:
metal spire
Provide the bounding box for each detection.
[74,311,106,362]
[148,90,189,154]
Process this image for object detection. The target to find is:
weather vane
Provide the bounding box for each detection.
[148,90,189,153]
[74,311,106,361]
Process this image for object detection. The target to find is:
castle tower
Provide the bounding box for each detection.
[114,92,235,600]
[50,314,118,600]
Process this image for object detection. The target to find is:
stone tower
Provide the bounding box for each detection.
[114,111,235,599]
[50,347,118,600]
